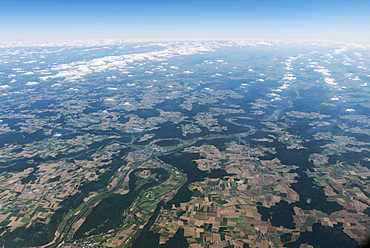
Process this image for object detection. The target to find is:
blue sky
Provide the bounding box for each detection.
[1,0,369,43]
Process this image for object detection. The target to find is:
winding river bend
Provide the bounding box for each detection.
[74,168,169,239]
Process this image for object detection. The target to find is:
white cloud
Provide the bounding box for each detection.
[271,97,282,101]
[324,78,337,85]
[333,47,348,54]
[24,60,37,64]
[23,72,35,75]
[37,41,235,81]
[314,68,331,76]
[282,76,296,80]
[26,81,38,85]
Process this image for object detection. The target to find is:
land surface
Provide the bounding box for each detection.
[0,40,369,248]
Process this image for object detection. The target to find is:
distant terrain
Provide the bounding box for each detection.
[0,39,369,247]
